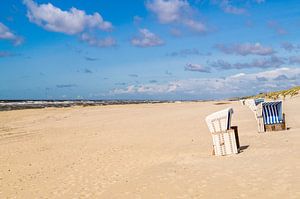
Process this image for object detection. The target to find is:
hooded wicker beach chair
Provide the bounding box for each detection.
[256,101,286,132]
[205,108,240,156]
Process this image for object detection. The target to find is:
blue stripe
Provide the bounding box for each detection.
[262,101,283,124]
[263,105,268,124]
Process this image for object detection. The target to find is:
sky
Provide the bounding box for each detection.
[0,0,300,100]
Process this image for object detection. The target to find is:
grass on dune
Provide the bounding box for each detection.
[236,86,300,100]
[252,86,300,100]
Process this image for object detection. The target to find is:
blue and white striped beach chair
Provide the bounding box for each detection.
[259,101,286,132]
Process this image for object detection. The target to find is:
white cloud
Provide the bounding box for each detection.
[211,0,246,15]
[131,28,164,47]
[80,33,116,47]
[146,0,188,23]
[110,67,300,99]
[0,22,23,45]
[210,56,286,70]
[215,43,275,56]
[146,0,207,33]
[185,63,211,73]
[23,0,112,35]
[281,42,298,52]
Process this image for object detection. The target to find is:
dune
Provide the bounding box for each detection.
[0,97,299,198]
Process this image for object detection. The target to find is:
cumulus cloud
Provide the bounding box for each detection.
[211,0,264,15]
[210,59,232,69]
[109,67,300,99]
[185,63,211,73]
[80,33,116,47]
[211,56,286,70]
[111,82,181,95]
[281,42,295,52]
[23,0,112,35]
[215,43,275,56]
[281,42,300,52]
[0,22,23,45]
[274,74,289,81]
[211,0,246,15]
[131,28,164,47]
[146,0,206,33]
[234,56,285,69]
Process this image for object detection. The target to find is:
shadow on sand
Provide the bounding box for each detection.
[239,145,249,153]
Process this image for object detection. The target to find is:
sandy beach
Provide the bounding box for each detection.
[0,97,299,198]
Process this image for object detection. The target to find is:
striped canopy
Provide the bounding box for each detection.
[254,98,264,106]
[262,101,283,125]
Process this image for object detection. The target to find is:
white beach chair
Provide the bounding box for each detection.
[244,98,265,120]
[240,99,245,106]
[205,108,239,156]
[245,99,257,113]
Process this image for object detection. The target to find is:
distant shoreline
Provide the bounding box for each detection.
[0,100,209,111]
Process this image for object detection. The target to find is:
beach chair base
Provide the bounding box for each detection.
[265,122,286,132]
[264,113,286,132]
[212,126,240,156]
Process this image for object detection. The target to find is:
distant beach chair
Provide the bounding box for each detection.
[244,98,265,119]
[240,99,245,105]
[256,101,286,133]
[205,108,240,156]
[254,98,264,106]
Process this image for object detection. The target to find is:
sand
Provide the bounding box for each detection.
[0,97,299,198]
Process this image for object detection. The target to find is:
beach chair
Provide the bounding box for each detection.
[240,99,245,106]
[256,101,286,132]
[244,98,265,119]
[205,108,240,156]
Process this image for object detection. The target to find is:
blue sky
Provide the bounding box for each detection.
[0,0,300,100]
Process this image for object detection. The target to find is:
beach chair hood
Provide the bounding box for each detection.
[205,108,234,133]
[262,101,283,125]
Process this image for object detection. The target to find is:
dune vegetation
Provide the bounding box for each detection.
[251,86,300,100]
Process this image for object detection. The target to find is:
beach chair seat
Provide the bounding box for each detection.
[205,108,239,156]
